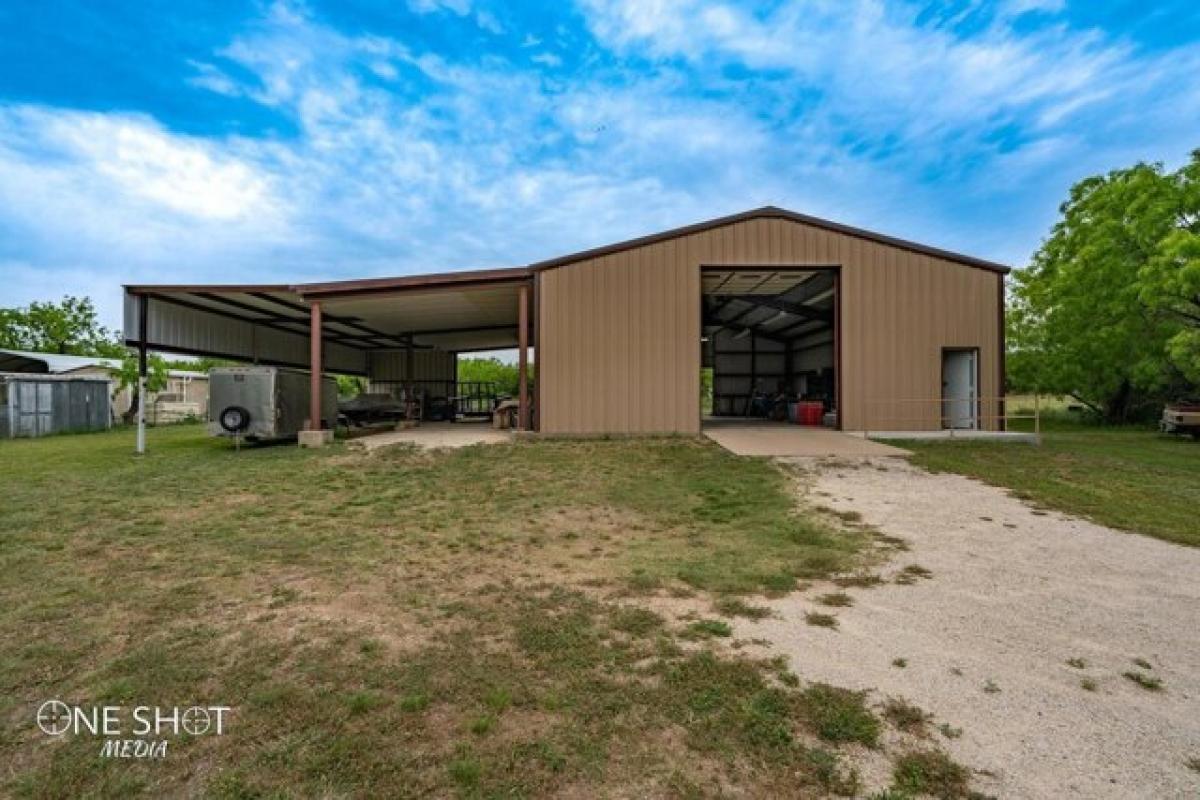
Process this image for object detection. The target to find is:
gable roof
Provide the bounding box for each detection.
[528,206,1010,274]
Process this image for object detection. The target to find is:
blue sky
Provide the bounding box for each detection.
[1,0,1198,330]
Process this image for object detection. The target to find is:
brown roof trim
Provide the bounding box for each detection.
[527,206,1011,274]
[296,266,532,298]
[124,283,293,294]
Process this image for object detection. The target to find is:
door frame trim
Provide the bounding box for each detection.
[940,346,981,430]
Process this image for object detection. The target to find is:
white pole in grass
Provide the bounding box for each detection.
[136,371,146,454]
[135,293,148,455]
[1034,393,1041,446]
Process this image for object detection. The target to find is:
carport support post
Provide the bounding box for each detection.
[299,301,332,447]
[518,283,529,431]
[309,301,323,430]
[135,294,148,455]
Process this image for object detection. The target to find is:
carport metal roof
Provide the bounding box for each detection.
[124,267,532,375]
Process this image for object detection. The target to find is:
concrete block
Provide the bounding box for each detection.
[298,429,334,448]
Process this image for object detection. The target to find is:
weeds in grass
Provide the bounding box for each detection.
[469,714,497,735]
[1066,657,1086,669]
[982,680,1000,694]
[797,684,881,747]
[1080,678,1098,692]
[681,619,733,640]
[1123,671,1163,691]
[1132,657,1153,670]
[817,592,854,607]
[659,653,862,793]
[882,697,932,734]
[268,585,300,607]
[399,692,430,712]
[344,690,383,715]
[714,597,774,620]
[611,606,665,636]
[937,723,962,740]
[762,572,800,593]
[484,687,512,713]
[448,754,482,789]
[623,572,663,595]
[892,658,908,668]
[892,749,971,799]
[1185,756,1200,773]
[834,573,884,589]
[805,612,838,629]
[895,564,933,585]
[874,533,910,551]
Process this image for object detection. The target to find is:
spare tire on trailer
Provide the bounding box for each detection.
[219,405,251,433]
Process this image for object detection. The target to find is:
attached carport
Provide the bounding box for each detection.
[123,267,535,451]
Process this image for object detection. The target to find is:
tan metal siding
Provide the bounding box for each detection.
[538,217,1001,434]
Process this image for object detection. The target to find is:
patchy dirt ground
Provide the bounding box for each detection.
[736,457,1200,800]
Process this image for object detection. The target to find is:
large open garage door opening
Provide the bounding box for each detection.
[701,267,839,429]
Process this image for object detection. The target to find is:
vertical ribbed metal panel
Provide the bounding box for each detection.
[366,350,457,384]
[1,377,110,437]
[123,293,368,375]
[537,217,1002,434]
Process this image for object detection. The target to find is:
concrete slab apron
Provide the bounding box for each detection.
[740,458,1200,800]
[352,424,512,453]
[703,423,909,457]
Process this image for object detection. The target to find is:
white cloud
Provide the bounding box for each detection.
[475,10,503,34]
[1004,0,1066,16]
[530,51,562,67]
[576,0,1177,149]
[0,106,284,229]
[407,0,471,15]
[186,60,242,97]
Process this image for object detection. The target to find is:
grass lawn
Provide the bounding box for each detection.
[0,425,963,798]
[902,419,1200,547]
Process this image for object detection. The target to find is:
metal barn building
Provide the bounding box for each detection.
[123,207,1008,441]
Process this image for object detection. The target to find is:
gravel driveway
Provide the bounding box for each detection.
[743,458,1200,799]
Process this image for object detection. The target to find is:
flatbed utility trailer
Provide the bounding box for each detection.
[1161,401,1200,439]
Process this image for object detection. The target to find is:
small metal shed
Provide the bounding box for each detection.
[0,373,112,438]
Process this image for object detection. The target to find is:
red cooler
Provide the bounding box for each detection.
[797,401,824,426]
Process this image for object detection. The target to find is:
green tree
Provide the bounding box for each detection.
[0,296,124,356]
[336,375,367,397]
[457,356,530,396]
[116,353,169,423]
[1139,153,1200,384]
[1009,151,1200,420]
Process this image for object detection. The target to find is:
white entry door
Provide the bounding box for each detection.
[942,350,978,429]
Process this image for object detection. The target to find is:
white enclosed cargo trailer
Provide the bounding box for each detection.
[208,366,337,441]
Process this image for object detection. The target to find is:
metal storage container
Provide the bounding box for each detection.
[208,366,337,441]
[1,373,112,438]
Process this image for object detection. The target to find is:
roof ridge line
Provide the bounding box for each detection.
[526,206,1010,274]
